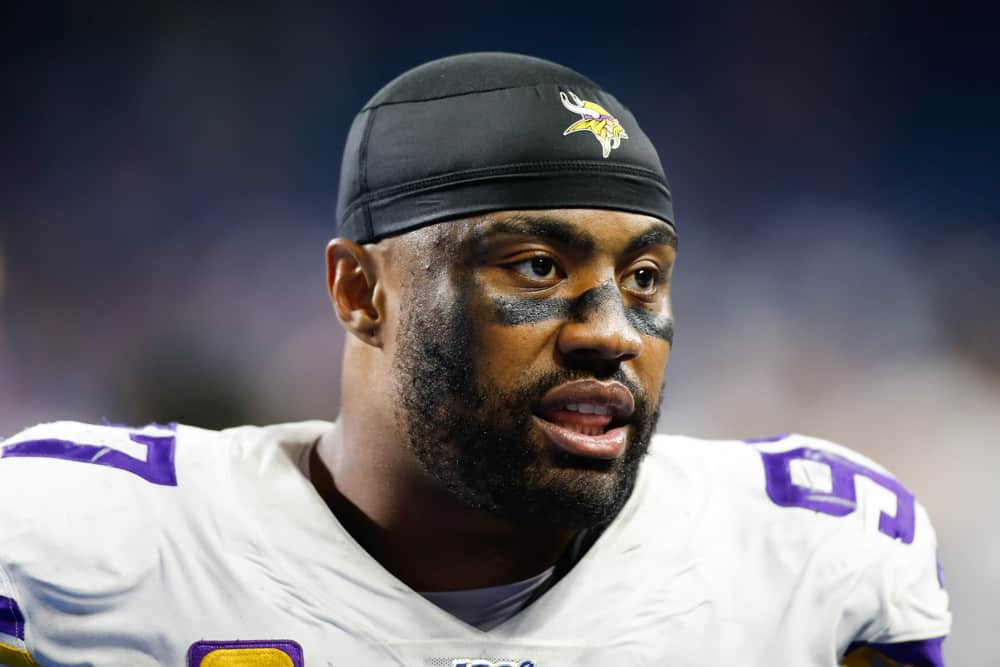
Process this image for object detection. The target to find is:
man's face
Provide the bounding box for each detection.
[390,208,676,529]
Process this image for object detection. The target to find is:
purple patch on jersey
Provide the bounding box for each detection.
[757,447,916,543]
[0,428,177,486]
[0,596,25,640]
[846,637,945,667]
[742,432,790,443]
[187,640,304,666]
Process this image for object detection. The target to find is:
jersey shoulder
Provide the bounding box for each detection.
[0,419,222,504]
[0,419,186,486]
[0,419,329,596]
[0,418,331,552]
[644,430,950,649]
[0,419,332,663]
[0,421,219,592]
[646,430,923,545]
[0,418,329,535]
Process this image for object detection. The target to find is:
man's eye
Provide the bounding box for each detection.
[510,256,559,281]
[623,267,660,293]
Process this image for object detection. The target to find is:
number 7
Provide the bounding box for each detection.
[1,426,177,486]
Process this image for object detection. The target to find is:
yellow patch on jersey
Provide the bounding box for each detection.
[200,647,296,666]
[842,646,907,667]
[0,642,40,667]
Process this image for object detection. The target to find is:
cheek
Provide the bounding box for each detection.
[456,277,545,386]
[636,341,671,400]
[476,320,560,387]
[467,284,559,390]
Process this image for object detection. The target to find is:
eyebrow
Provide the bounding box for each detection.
[623,224,678,254]
[469,215,597,254]
[468,214,677,257]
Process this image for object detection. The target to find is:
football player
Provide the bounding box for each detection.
[0,53,950,666]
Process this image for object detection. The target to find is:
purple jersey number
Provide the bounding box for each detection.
[0,424,177,486]
[756,445,915,544]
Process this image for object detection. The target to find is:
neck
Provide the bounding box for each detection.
[310,420,575,592]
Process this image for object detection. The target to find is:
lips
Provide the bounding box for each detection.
[532,417,628,460]
[534,380,635,459]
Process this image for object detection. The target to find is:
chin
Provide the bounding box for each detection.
[488,460,637,530]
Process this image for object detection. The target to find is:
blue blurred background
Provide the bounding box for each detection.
[1,3,997,662]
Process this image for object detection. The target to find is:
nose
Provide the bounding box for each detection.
[557,281,642,362]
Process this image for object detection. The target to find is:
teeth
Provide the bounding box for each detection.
[563,403,610,416]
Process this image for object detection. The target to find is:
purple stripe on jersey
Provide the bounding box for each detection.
[846,637,946,667]
[187,640,304,666]
[0,596,25,640]
[742,432,790,443]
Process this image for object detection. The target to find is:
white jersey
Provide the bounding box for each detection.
[0,420,951,667]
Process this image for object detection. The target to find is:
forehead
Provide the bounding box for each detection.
[454,208,677,253]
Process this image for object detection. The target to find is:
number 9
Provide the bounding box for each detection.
[756,446,916,544]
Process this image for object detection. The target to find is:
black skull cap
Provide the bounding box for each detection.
[336,52,674,243]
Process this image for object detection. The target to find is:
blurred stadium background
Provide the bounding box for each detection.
[1,4,996,663]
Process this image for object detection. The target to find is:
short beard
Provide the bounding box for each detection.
[391,282,662,531]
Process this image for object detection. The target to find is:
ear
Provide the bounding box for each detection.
[326,238,385,347]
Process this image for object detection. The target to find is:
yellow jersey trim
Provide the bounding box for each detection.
[842,646,907,667]
[0,642,40,667]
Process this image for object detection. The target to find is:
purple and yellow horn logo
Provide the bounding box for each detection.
[559,90,628,158]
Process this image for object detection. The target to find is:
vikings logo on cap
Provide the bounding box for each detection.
[559,90,628,158]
